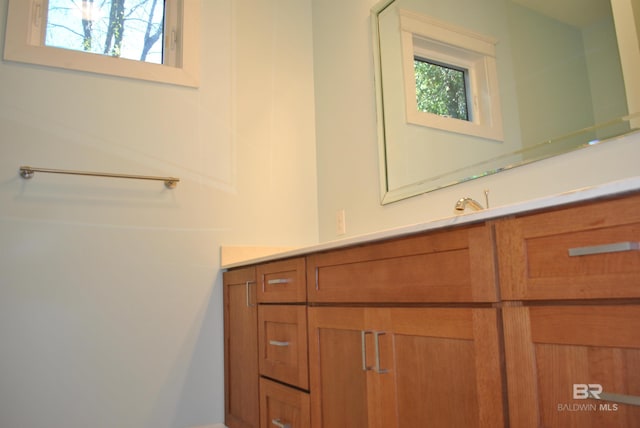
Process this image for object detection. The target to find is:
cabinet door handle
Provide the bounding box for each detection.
[267,278,291,285]
[568,241,639,257]
[245,281,256,307]
[271,418,291,428]
[269,340,290,347]
[373,331,389,374]
[361,330,373,371]
[598,392,640,407]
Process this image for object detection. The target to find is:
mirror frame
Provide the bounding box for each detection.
[372,0,639,204]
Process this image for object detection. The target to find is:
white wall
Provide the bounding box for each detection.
[0,0,317,427]
[312,0,640,241]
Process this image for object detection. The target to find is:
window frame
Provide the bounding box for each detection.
[399,9,503,141]
[3,0,200,87]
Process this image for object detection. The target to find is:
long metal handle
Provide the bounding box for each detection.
[271,418,291,428]
[245,281,256,307]
[269,340,290,347]
[373,331,388,374]
[19,166,179,189]
[568,241,639,257]
[362,330,388,373]
[267,278,291,285]
[361,331,373,371]
[598,392,640,407]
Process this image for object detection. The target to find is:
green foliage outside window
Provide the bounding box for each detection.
[414,58,469,121]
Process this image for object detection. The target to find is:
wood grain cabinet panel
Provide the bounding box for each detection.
[260,378,310,428]
[503,304,640,427]
[308,306,506,428]
[257,258,306,303]
[224,266,259,428]
[307,224,497,303]
[224,192,640,428]
[259,304,309,390]
[496,194,640,300]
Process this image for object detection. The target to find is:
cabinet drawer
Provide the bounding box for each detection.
[257,258,306,303]
[306,223,497,303]
[259,305,309,389]
[496,193,640,300]
[260,378,310,428]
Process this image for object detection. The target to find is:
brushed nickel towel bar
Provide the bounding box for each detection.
[19,166,179,189]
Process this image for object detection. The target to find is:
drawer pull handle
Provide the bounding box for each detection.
[373,331,389,374]
[245,281,256,308]
[267,278,291,285]
[361,330,373,371]
[269,340,290,347]
[597,392,640,407]
[568,241,639,257]
[271,418,291,428]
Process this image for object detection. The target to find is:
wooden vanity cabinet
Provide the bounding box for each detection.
[306,222,506,427]
[496,193,640,428]
[502,304,640,427]
[224,266,259,428]
[224,192,640,428]
[308,306,506,428]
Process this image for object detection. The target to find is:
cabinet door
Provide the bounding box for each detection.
[503,305,640,427]
[308,307,372,428]
[308,307,506,428]
[224,267,259,428]
[388,308,506,427]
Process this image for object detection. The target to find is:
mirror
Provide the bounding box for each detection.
[373,0,640,204]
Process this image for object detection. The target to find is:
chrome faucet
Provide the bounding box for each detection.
[454,190,490,213]
[455,197,484,212]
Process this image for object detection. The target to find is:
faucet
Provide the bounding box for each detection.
[455,197,484,212]
[454,190,490,213]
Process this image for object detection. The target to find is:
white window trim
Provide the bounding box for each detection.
[3,0,200,87]
[399,9,503,141]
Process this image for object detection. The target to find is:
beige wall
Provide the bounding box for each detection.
[0,1,317,427]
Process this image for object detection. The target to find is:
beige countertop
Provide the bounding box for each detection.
[221,177,640,269]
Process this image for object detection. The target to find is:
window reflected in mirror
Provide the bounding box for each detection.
[414,58,470,121]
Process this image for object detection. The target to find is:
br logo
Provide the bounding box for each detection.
[573,384,603,400]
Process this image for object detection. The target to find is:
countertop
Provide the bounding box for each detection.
[221,177,640,269]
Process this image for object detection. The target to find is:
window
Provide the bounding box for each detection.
[4,0,200,87]
[399,10,503,141]
[43,0,169,65]
[414,57,470,120]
